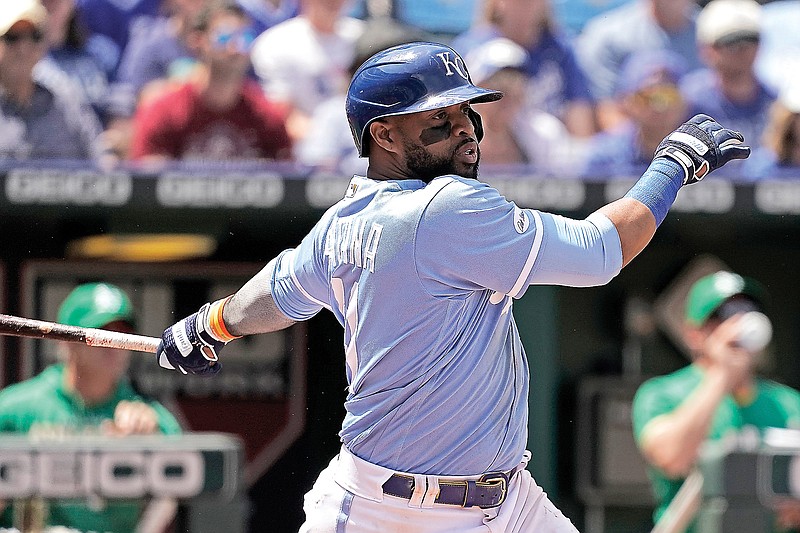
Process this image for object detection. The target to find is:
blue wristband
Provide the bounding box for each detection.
[623,158,685,227]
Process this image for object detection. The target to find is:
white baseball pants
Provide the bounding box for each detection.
[298,446,579,533]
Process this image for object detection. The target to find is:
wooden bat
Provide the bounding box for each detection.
[0,313,160,353]
[651,469,704,533]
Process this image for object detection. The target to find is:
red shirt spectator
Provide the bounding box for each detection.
[130,79,291,161]
[128,1,292,163]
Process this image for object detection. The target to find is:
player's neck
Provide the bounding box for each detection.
[366,155,417,182]
[63,363,117,406]
[195,67,243,111]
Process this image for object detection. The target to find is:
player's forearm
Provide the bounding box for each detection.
[597,157,684,267]
[596,198,656,268]
[222,263,296,337]
[640,369,730,477]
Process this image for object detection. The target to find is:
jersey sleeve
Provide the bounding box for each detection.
[415,178,622,298]
[414,178,539,297]
[269,223,332,321]
[631,377,680,446]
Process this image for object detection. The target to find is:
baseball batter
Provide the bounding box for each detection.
[155,42,750,532]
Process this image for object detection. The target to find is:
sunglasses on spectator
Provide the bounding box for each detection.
[211,28,256,53]
[632,84,682,111]
[708,298,763,323]
[1,29,45,45]
[713,35,760,50]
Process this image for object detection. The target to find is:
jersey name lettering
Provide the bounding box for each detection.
[325,219,383,273]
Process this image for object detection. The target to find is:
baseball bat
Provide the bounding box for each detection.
[650,469,704,533]
[0,313,160,353]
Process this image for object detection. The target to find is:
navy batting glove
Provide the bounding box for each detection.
[654,114,751,185]
[157,303,224,376]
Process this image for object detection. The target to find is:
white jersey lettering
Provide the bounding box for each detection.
[325,219,382,272]
[350,219,365,269]
[363,223,383,273]
[338,219,352,264]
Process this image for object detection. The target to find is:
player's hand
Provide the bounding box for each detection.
[704,314,755,392]
[654,114,751,185]
[156,302,226,376]
[103,400,159,436]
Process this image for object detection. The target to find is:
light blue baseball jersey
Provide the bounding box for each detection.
[269,175,623,475]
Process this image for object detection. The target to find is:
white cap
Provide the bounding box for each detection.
[0,0,47,38]
[465,38,528,85]
[696,0,761,46]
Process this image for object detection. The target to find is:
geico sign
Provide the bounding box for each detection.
[0,450,204,499]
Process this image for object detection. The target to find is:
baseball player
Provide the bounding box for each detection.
[633,272,800,532]
[155,42,749,532]
[0,283,181,532]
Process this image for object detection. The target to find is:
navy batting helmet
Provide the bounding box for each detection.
[346,41,504,156]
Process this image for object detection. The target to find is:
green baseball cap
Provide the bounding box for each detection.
[57,283,135,329]
[685,271,767,326]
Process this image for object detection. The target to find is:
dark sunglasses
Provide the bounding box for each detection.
[1,29,45,45]
[713,35,760,50]
[708,297,763,323]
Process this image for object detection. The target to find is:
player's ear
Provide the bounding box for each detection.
[369,120,397,153]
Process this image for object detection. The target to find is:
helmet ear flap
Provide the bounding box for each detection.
[468,108,485,143]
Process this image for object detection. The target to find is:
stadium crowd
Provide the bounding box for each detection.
[1,0,799,180]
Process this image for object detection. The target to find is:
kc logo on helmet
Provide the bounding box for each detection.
[435,52,469,80]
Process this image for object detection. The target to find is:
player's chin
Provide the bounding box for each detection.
[455,160,479,180]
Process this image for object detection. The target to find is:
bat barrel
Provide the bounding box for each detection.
[0,314,161,354]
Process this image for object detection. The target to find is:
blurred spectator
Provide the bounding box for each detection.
[236,0,298,34]
[681,0,775,171]
[464,37,584,174]
[295,15,426,175]
[575,0,702,131]
[129,0,291,162]
[250,0,365,144]
[632,271,800,532]
[103,0,209,159]
[552,0,631,37]
[754,0,800,95]
[0,0,104,161]
[38,0,114,125]
[745,78,800,178]
[581,50,690,174]
[74,0,162,78]
[451,0,597,138]
[0,282,182,532]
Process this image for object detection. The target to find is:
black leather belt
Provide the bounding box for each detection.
[381,466,521,509]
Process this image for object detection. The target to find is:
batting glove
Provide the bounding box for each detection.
[654,114,751,185]
[157,298,238,376]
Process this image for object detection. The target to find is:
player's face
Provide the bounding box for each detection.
[396,102,481,181]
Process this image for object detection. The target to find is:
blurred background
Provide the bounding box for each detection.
[2,0,800,531]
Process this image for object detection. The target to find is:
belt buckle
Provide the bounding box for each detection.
[470,472,509,509]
